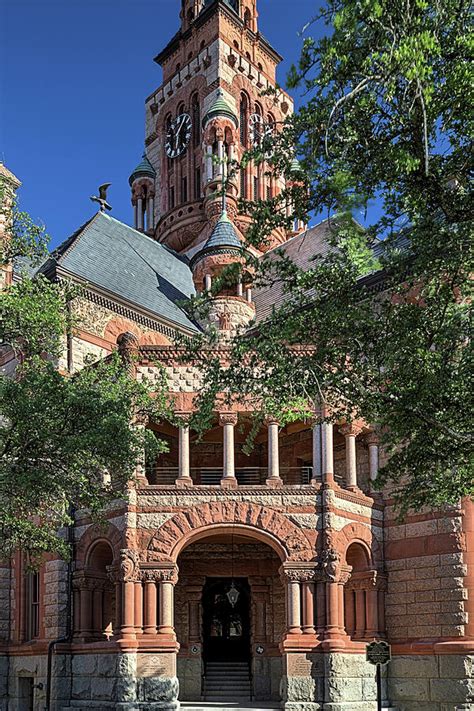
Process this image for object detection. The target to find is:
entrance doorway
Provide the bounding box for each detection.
[202,577,251,662]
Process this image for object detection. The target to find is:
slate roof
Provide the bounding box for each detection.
[203,90,238,127]
[253,220,333,323]
[129,153,156,185]
[40,212,199,333]
[204,211,241,250]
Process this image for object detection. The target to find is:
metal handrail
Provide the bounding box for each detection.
[146,465,316,486]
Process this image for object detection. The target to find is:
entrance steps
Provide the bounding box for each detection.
[204,661,251,701]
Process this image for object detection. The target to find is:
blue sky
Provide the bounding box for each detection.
[1,0,317,248]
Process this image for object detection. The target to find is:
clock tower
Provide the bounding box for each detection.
[130,0,295,257]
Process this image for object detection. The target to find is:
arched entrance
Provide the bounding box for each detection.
[175,530,284,703]
[202,577,251,663]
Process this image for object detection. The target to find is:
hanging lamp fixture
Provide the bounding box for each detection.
[227,525,240,608]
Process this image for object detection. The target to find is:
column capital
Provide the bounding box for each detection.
[365,430,380,446]
[175,411,193,424]
[339,421,364,437]
[219,412,238,426]
[141,564,179,586]
[264,416,279,427]
[279,563,318,584]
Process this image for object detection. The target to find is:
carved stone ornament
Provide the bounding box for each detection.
[281,566,317,583]
[219,412,238,426]
[320,548,341,582]
[119,549,140,582]
[141,566,179,585]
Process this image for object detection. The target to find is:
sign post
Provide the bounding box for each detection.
[366,641,391,711]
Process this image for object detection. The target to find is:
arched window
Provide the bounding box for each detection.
[240,92,249,147]
[192,93,200,148]
[343,543,383,640]
[244,8,251,27]
[76,541,115,640]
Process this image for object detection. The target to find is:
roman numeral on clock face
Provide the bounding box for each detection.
[165,113,192,158]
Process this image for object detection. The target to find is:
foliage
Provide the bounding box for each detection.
[190,0,474,511]
[0,199,170,561]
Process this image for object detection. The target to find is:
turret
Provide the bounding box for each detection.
[129,153,156,234]
[202,89,239,223]
[190,208,255,338]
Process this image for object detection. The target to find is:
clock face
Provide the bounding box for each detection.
[249,113,273,147]
[165,113,192,158]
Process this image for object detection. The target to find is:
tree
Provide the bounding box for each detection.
[190,0,473,511]
[0,184,169,561]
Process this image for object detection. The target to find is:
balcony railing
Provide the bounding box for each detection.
[145,466,315,487]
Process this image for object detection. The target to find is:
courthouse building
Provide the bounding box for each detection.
[0,1,473,709]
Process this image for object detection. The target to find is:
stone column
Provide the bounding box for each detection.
[118,550,139,642]
[134,581,143,634]
[365,587,379,638]
[157,566,179,636]
[121,580,136,639]
[80,582,93,638]
[355,589,366,638]
[147,196,154,230]
[133,203,138,229]
[220,413,238,487]
[315,580,326,634]
[322,421,334,483]
[344,588,356,636]
[312,422,322,484]
[73,581,81,637]
[204,274,212,292]
[237,279,243,297]
[266,418,282,487]
[216,141,224,176]
[137,197,144,230]
[287,580,301,634]
[206,145,213,181]
[92,586,103,635]
[176,413,193,487]
[302,580,315,634]
[366,431,379,485]
[339,423,362,489]
[143,577,158,635]
[281,567,303,635]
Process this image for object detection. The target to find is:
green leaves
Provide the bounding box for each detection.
[0,353,169,561]
[189,0,473,512]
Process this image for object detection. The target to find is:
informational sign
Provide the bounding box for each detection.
[366,640,391,666]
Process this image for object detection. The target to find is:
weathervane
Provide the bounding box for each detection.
[90,183,112,212]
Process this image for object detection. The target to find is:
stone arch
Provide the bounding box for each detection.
[104,317,141,344]
[139,331,171,346]
[146,501,314,563]
[334,521,383,568]
[76,522,123,569]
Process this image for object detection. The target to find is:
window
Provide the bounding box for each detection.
[253,175,259,201]
[244,8,251,27]
[240,168,247,198]
[181,176,188,203]
[240,93,248,147]
[169,186,175,210]
[266,183,272,201]
[194,167,201,199]
[192,94,200,148]
[25,571,40,640]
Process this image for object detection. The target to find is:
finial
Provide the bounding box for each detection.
[90,183,112,212]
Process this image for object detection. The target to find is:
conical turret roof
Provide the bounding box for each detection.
[129,153,156,185]
[203,89,238,127]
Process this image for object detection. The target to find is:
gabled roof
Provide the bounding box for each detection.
[40,212,199,334]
